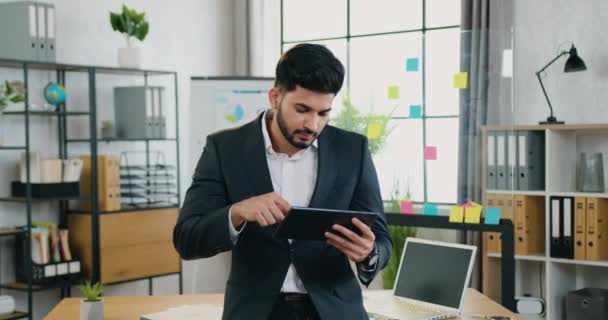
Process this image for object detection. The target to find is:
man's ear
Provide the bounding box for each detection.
[268,87,282,110]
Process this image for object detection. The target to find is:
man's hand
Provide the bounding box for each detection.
[325,218,375,263]
[231,192,290,228]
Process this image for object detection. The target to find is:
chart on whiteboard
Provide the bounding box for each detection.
[215,89,269,130]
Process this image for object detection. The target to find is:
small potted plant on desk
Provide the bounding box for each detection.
[79,281,104,320]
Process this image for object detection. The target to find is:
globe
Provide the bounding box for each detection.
[44,82,66,105]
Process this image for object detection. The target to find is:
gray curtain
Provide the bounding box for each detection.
[458,0,491,290]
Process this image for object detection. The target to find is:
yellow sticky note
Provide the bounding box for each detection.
[388,86,400,99]
[453,72,468,89]
[464,206,482,224]
[367,123,382,139]
[449,206,464,223]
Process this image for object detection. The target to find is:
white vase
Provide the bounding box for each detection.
[117,47,142,68]
[80,300,104,320]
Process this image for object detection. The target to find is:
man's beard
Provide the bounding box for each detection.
[276,105,319,149]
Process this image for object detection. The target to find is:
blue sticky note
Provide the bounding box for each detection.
[406,58,419,72]
[423,204,438,215]
[409,105,422,118]
[484,207,501,225]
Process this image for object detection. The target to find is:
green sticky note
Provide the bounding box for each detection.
[388,86,400,99]
[453,72,469,89]
[449,206,464,223]
[366,123,382,139]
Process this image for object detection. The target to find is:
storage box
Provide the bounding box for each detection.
[566,288,608,320]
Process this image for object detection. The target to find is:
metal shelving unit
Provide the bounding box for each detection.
[0,58,182,319]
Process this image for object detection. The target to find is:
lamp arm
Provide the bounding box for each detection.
[535,50,569,120]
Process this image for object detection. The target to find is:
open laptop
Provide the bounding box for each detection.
[368,237,477,320]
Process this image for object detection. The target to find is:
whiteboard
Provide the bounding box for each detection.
[189,77,273,170]
[187,77,273,293]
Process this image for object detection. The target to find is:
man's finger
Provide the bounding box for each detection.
[325,232,367,256]
[272,194,291,213]
[352,218,375,241]
[262,208,277,225]
[326,239,365,262]
[268,203,285,222]
[331,224,367,247]
[256,212,269,227]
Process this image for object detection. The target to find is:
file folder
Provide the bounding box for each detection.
[80,155,121,211]
[496,132,507,190]
[44,4,55,62]
[36,3,45,61]
[487,132,498,190]
[514,195,544,255]
[550,197,562,258]
[485,194,499,253]
[496,194,513,253]
[0,1,40,61]
[562,197,575,259]
[115,86,166,139]
[517,131,545,190]
[507,132,517,190]
[146,87,156,138]
[586,198,608,261]
[574,197,587,260]
[157,88,167,139]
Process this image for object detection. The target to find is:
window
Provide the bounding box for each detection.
[281,0,461,205]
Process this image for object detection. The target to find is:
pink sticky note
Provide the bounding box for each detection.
[463,202,474,208]
[400,200,414,214]
[424,146,437,160]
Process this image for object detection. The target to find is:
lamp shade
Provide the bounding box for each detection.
[564,45,587,72]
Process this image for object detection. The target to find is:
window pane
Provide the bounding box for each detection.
[426,118,459,203]
[283,0,347,42]
[282,40,348,115]
[425,28,461,116]
[350,0,422,35]
[373,120,424,202]
[426,0,461,28]
[350,33,422,118]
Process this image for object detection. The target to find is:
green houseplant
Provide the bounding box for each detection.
[0,80,25,145]
[110,5,149,68]
[79,281,104,320]
[331,91,415,289]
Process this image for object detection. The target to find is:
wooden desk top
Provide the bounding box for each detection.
[45,289,520,320]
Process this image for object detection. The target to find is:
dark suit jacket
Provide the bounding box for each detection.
[174,113,392,320]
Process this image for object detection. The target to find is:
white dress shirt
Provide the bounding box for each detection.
[229,110,317,293]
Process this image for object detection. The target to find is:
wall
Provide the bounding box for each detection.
[513,0,608,125]
[0,0,236,318]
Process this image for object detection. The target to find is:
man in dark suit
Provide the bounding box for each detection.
[174,43,392,320]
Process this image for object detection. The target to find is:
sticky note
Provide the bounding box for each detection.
[485,207,501,225]
[366,123,382,139]
[424,146,437,160]
[453,72,468,89]
[463,201,481,208]
[400,200,414,214]
[423,204,438,216]
[406,58,419,72]
[464,206,482,224]
[409,105,422,118]
[449,206,464,223]
[388,86,400,99]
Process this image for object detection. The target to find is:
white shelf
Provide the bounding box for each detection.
[548,191,608,199]
[487,253,547,262]
[485,190,546,196]
[550,258,608,268]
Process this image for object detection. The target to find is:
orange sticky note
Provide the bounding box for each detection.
[449,206,464,223]
[464,206,482,224]
[400,200,414,214]
[453,72,468,89]
[367,123,382,139]
[388,86,400,99]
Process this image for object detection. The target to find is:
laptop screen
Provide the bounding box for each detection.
[394,239,475,309]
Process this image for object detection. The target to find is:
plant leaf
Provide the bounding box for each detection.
[133,21,149,41]
[110,12,125,33]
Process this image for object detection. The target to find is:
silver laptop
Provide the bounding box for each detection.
[369,237,477,320]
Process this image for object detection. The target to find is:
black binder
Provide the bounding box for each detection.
[550,196,575,259]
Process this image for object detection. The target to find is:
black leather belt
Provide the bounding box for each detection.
[280,292,310,302]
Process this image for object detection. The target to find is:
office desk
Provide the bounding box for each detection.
[45,289,520,320]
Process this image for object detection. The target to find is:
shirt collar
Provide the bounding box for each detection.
[261,109,318,156]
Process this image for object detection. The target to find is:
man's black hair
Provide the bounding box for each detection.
[274,43,345,95]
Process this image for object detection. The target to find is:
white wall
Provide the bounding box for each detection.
[513,0,608,125]
[0,0,236,318]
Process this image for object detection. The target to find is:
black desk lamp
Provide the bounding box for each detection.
[536,44,587,125]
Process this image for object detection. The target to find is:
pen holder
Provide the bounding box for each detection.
[576,153,605,193]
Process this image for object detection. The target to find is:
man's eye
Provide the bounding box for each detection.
[319,112,329,117]
[296,108,307,113]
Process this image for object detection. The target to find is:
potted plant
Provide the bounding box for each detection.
[110,5,149,68]
[79,280,104,320]
[101,120,116,139]
[0,80,26,145]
